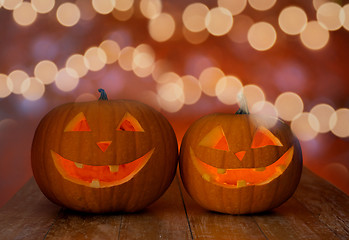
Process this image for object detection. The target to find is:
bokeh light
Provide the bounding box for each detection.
[99,40,120,64]
[275,92,304,121]
[114,0,133,12]
[133,44,155,77]
[205,7,233,36]
[215,75,243,105]
[181,75,201,105]
[239,84,265,111]
[118,46,135,71]
[112,7,134,21]
[21,77,45,101]
[313,0,327,11]
[0,74,12,98]
[182,3,209,33]
[148,13,175,42]
[55,68,79,92]
[316,2,342,31]
[279,6,307,35]
[2,0,22,10]
[248,22,276,51]
[251,101,278,128]
[7,70,29,94]
[310,103,335,133]
[56,2,80,27]
[66,54,89,78]
[199,67,225,97]
[300,21,329,50]
[13,2,37,26]
[248,0,276,11]
[31,0,55,14]
[92,0,115,15]
[84,47,107,72]
[139,0,162,19]
[342,4,349,31]
[330,108,349,138]
[291,112,320,141]
[218,0,247,16]
[34,60,58,85]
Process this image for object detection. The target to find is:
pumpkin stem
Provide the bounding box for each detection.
[236,92,249,114]
[98,89,108,101]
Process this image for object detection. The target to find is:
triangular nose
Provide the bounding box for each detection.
[96,141,112,152]
[235,151,246,161]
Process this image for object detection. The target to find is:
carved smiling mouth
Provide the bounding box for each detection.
[51,149,154,188]
[190,147,294,188]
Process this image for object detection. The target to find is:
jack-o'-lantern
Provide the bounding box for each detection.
[179,105,302,214]
[31,89,178,213]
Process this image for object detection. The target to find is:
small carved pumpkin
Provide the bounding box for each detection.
[31,89,178,213]
[179,106,302,214]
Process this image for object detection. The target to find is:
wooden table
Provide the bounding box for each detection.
[0,168,348,240]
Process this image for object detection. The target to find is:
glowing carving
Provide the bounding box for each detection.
[116,112,144,132]
[251,126,283,148]
[64,112,91,132]
[199,125,229,151]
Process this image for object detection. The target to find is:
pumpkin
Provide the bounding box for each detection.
[179,104,302,214]
[31,89,178,213]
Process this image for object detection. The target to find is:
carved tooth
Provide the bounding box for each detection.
[109,165,119,172]
[74,162,83,168]
[276,165,286,173]
[202,174,211,182]
[254,167,266,172]
[90,180,100,188]
[217,168,226,174]
[237,180,246,187]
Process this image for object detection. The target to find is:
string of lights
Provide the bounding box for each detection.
[0,0,348,141]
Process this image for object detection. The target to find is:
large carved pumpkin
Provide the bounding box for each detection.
[31,89,178,213]
[179,108,302,214]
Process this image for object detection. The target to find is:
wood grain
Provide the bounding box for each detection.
[0,168,348,240]
[294,168,349,240]
[0,178,60,240]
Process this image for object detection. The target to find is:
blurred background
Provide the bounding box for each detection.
[0,0,349,207]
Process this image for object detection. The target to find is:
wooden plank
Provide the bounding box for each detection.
[253,197,339,240]
[178,172,267,240]
[45,211,121,240]
[0,178,61,240]
[118,176,192,240]
[294,168,349,240]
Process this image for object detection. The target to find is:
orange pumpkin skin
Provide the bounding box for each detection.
[31,99,178,213]
[179,113,302,214]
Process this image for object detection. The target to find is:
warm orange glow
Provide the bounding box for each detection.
[300,21,329,50]
[191,146,294,188]
[182,3,209,32]
[96,141,112,152]
[278,6,307,35]
[64,112,91,132]
[205,7,233,36]
[116,112,144,132]
[56,2,80,27]
[13,2,37,26]
[248,22,276,51]
[218,0,247,16]
[199,125,230,152]
[248,0,276,11]
[251,126,283,149]
[51,148,154,187]
[235,151,246,161]
[148,13,175,42]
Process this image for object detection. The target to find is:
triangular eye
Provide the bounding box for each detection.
[64,112,91,132]
[116,112,144,132]
[251,126,283,148]
[199,125,230,151]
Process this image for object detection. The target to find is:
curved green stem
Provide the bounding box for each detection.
[98,89,108,101]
